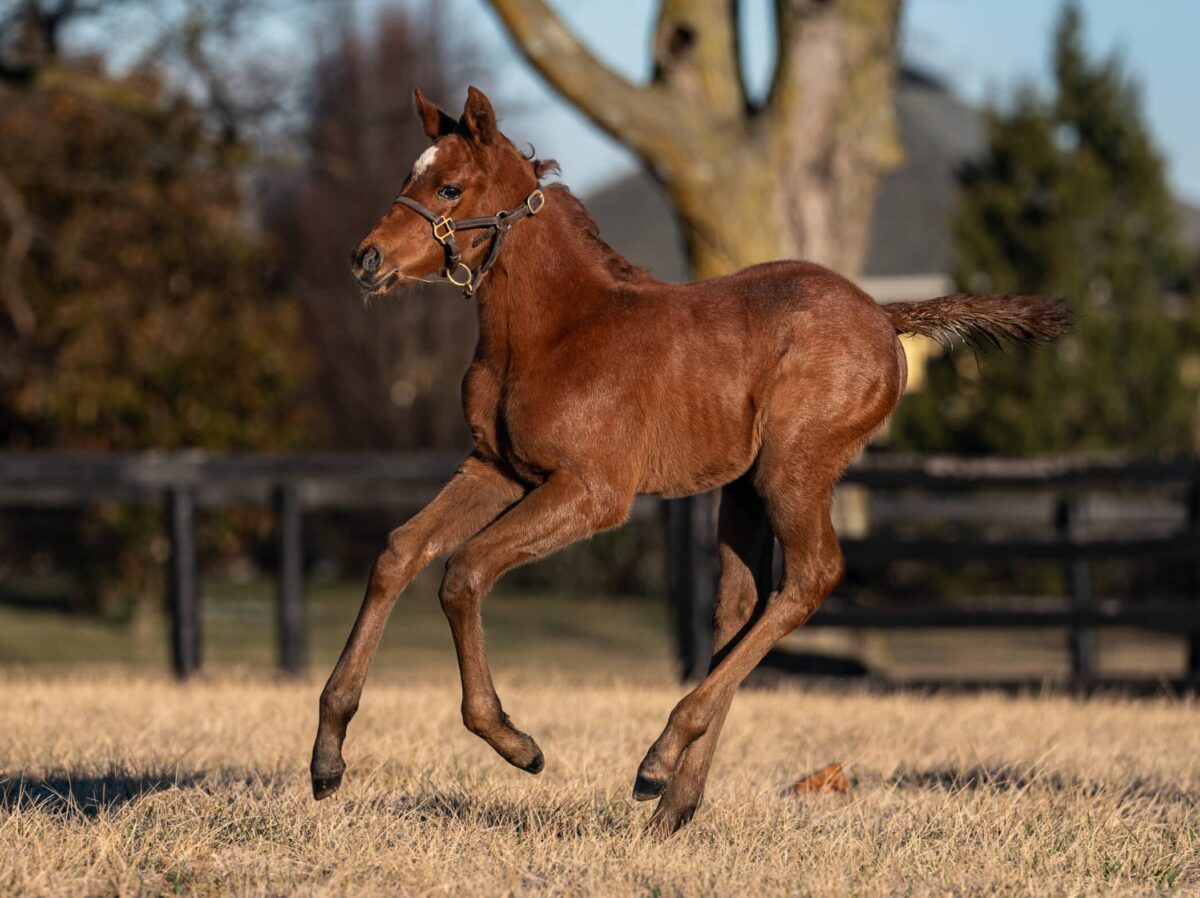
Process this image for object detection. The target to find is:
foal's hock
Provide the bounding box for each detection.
[312,86,1071,835]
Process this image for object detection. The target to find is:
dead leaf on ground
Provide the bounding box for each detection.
[790,762,850,795]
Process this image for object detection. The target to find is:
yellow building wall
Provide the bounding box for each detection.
[899,333,940,392]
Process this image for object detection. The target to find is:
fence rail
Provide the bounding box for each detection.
[671,455,1200,686]
[1,451,1198,686]
[0,451,468,677]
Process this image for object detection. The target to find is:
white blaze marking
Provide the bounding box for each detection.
[412,146,438,178]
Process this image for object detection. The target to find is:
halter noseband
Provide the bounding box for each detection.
[392,188,546,295]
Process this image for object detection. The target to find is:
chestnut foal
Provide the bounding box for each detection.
[311,86,1070,834]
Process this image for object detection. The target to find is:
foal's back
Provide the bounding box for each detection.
[559,259,905,498]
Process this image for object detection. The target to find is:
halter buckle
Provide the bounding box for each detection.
[525,189,545,215]
[432,216,454,244]
[444,261,474,289]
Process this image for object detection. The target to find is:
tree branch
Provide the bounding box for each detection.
[651,0,744,120]
[486,0,683,166]
[769,0,902,135]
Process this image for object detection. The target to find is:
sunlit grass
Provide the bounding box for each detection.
[1,668,1197,897]
[1,578,1197,895]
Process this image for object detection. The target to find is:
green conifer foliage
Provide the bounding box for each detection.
[892,4,1199,455]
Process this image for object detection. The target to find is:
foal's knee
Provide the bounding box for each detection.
[439,556,486,617]
[375,524,433,586]
[778,544,845,622]
[714,587,759,641]
[815,545,845,599]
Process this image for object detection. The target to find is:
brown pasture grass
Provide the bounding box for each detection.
[1,668,1198,897]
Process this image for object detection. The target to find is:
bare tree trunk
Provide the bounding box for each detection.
[487,0,903,279]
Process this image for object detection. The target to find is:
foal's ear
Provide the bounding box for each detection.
[460,86,498,144]
[413,89,457,142]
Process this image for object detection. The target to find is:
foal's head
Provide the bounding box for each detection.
[351,87,552,296]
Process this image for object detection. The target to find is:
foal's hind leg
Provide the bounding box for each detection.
[633,475,844,802]
[633,333,903,809]
[646,476,773,836]
[438,472,631,772]
[311,455,524,799]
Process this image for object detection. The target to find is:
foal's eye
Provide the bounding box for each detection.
[437,185,463,201]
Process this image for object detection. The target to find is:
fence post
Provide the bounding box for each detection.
[165,485,201,680]
[1188,481,1200,684]
[663,494,718,681]
[1056,495,1094,683]
[275,483,307,676]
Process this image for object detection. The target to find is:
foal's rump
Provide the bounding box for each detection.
[885,293,1073,349]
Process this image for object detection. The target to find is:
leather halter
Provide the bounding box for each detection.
[392,188,546,295]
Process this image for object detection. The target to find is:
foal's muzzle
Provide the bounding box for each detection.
[351,244,389,290]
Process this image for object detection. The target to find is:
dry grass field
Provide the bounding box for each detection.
[1,664,1198,897]
[0,580,1197,895]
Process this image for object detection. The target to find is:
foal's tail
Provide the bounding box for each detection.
[885,293,1072,349]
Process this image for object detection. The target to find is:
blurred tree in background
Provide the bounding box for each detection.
[263,4,477,451]
[0,1,312,449]
[0,0,316,609]
[0,0,486,453]
[488,0,904,280]
[0,75,310,449]
[892,3,1200,455]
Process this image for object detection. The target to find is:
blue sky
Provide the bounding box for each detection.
[407,0,1200,203]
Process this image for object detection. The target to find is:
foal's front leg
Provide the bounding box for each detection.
[311,455,525,799]
[438,472,630,771]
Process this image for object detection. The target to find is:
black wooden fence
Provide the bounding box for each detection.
[1,452,1199,686]
[0,452,463,678]
[668,455,1200,688]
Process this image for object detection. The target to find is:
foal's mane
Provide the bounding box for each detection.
[538,181,650,284]
[508,144,649,283]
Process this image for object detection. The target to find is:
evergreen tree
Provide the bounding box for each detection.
[892,3,1199,455]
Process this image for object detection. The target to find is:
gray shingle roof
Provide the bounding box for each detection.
[862,69,983,278]
[582,167,689,284]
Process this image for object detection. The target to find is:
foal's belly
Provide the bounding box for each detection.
[637,391,762,498]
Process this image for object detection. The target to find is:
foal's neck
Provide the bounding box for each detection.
[473,186,638,365]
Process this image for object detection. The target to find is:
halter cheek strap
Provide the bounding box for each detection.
[392,188,546,295]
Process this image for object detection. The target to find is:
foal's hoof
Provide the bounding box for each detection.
[311,772,343,800]
[632,772,668,802]
[493,713,545,775]
[502,737,545,775]
[522,750,545,775]
[645,801,697,838]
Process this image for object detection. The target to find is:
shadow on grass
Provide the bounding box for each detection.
[0,770,205,817]
[345,791,633,838]
[892,765,1067,793]
[890,765,1195,807]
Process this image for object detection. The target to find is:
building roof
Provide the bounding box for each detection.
[582,161,689,285]
[862,69,982,279]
